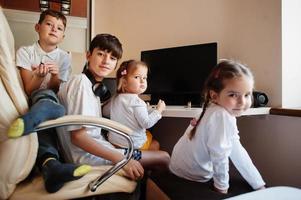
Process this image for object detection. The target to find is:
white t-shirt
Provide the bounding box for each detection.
[169,104,265,190]
[57,74,122,165]
[107,93,162,149]
[16,42,71,89]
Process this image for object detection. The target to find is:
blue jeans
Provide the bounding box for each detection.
[28,89,65,168]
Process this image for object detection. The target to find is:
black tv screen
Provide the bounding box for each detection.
[141,42,217,106]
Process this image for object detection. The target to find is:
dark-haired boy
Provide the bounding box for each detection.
[57,33,170,181]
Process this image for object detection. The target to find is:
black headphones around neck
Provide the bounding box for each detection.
[82,67,111,102]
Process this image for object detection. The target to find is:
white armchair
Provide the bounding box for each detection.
[0,6,137,200]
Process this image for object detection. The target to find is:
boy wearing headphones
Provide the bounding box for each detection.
[57,34,170,181]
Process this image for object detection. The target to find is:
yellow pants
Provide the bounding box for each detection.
[140,130,153,150]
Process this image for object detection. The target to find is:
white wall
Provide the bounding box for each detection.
[3,9,88,53]
[92,0,288,107]
[222,0,282,107]
[282,0,301,108]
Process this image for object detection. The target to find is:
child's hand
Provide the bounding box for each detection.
[156,99,166,113]
[190,118,198,127]
[123,159,144,180]
[32,63,49,78]
[44,62,59,76]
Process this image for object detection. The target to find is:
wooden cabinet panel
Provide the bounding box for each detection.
[70,0,87,17]
[0,0,5,7]
[1,0,87,17]
[2,0,39,12]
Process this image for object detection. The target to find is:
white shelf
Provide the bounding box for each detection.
[152,106,271,118]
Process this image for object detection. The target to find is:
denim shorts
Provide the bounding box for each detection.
[124,149,142,161]
[30,89,59,105]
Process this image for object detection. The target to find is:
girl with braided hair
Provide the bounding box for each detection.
[169,59,266,195]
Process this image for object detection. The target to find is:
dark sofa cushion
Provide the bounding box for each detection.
[150,165,253,200]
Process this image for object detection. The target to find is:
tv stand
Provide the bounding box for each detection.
[148,105,271,118]
[149,93,202,107]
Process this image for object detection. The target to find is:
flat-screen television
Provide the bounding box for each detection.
[141,42,217,106]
